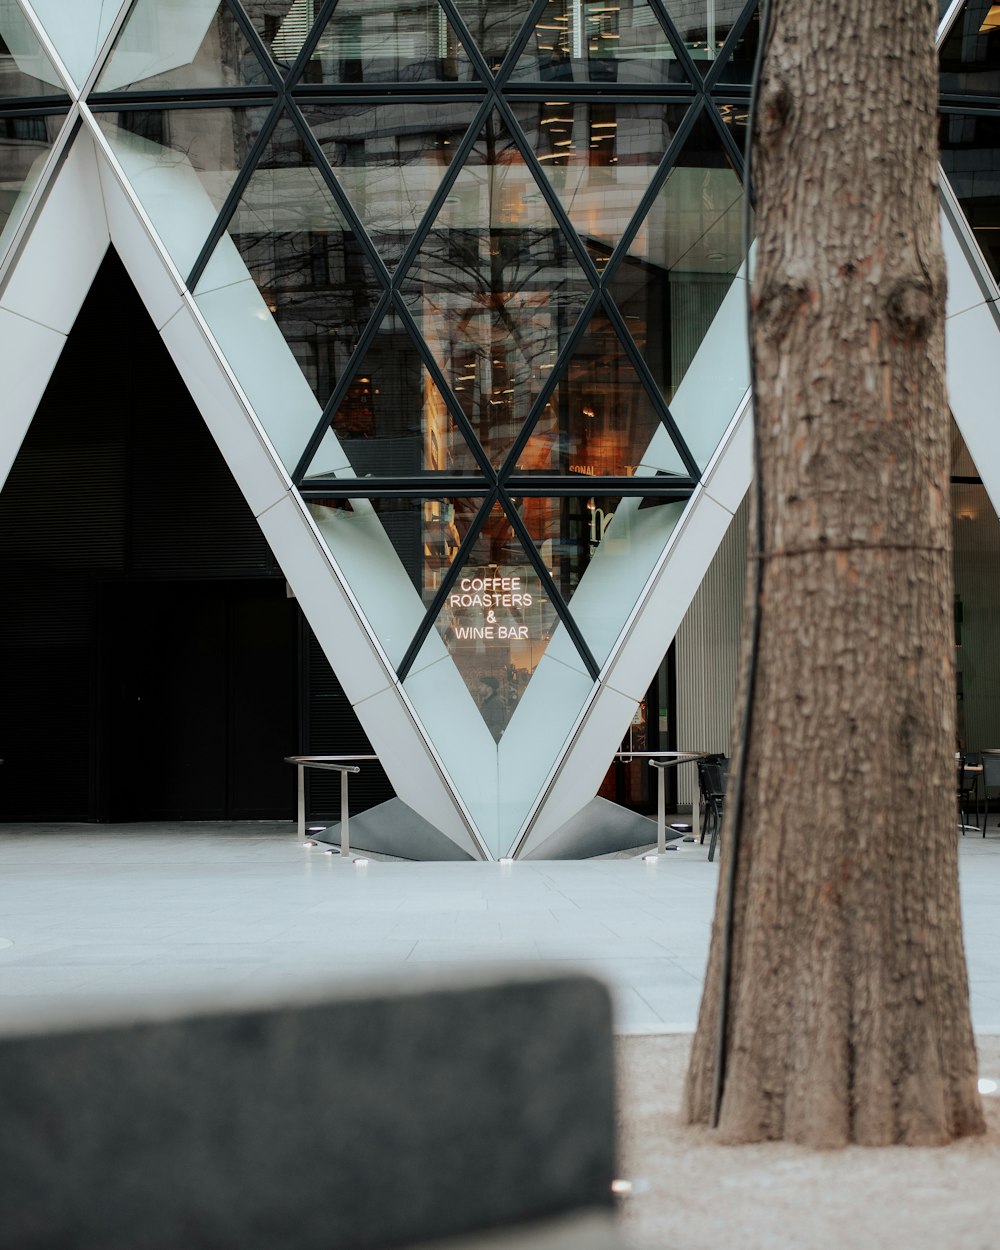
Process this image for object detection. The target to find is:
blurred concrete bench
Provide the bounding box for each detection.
[0,972,626,1249]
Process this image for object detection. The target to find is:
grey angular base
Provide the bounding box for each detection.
[0,973,616,1250]
[523,797,659,860]
[316,796,476,860]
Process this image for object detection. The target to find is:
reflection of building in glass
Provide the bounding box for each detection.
[0,2,998,859]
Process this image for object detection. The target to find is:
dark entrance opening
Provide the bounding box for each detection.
[100,580,297,820]
[0,248,299,821]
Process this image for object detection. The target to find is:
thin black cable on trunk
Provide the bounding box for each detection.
[710,0,772,1131]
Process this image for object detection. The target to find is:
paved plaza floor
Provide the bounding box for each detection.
[1,822,999,1035]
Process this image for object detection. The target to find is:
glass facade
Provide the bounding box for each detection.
[2,0,998,851]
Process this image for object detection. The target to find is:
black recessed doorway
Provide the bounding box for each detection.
[100,579,297,821]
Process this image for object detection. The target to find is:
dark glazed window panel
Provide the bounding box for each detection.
[303,306,485,477]
[451,0,535,75]
[300,101,481,269]
[509,0,685,86]
[0,9,66,99]
[608,110,747,404]
[511,100,689,273]
[241,0,323,75]
[941,112,1000,281]
[304,0,478,84]
[660,0,749,74]
[0,112,62,245]
[515,306,686,476]
[94,0,271,92]
[430,500,560,741]
[716,100,749,164]
[201,111,385,409]
[713,1,758,85]
[400,109,591,467]
[940,2,1000,97]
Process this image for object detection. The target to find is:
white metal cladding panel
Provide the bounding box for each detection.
[674,492,747,805]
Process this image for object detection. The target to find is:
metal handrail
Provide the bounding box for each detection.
[285,755,378,857]
[613,750,710,856]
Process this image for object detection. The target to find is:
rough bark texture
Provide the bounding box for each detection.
[684,1,985,1146]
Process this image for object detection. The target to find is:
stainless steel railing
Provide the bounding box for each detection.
[285,755,378,858]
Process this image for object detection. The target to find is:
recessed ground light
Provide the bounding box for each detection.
[979,1078,998,1095]
[611,1179,633,1196]
[302,840,318,848]
[642,852,659,862]
[354,858,370,868]
[499,857,515,865]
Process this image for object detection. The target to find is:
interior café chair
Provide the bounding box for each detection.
[958,751,983,834]
[698,756,729,863]
[981,751,1000,837]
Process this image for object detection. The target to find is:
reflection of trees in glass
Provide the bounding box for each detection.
[404,112,590,465]
[452,0,533,72]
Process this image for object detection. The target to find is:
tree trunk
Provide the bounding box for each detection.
[684,0,985,1146]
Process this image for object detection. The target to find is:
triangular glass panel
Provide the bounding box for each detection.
[511,99,690,273]
[608,110,748,406]
[712,2,758,85]
[940,2,1000,96]
[0,4,67,98]
[0,113,64,258]
[241,0,319,76]
[515,306,687,477]
[306,494,486,667]
[194,109,385,413]
[509,0,686,85]
[303,0,479,85]
[93,106,273,277]
[424,500,562,741]
[303,305,486,478]
[512,493,686,665]
[451,0,535,75]
[940,112,1000,282]
[716,100,749,166]
[299,101,480,270]
[94,0,271,92]
[660,1,748,77]
[400,108,592,467]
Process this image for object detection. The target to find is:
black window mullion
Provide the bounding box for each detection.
[397,488,499,680]
[283,95,394,288]
[507,476,696,497]
[498,487,600,681]
[495,286,602,478]
[644,0,707,89]
[599,291,702,481]
[281,0,340,89]
[710,96,752,177]
[291,289,392,484]
[702,0,758,94]
[491,91,601,286]
[391,296,500,481]
[389,93,495,289]
[224,0,286,91]
[185,97,285,290]
[599,96,703,287]
[300,478,492,497]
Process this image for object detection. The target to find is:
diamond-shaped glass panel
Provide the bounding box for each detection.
[451,0,534,75]
[195,110,385,412]
[512,100,689,273]
[515,306,686,476]
[514,493,685,664]
[303,306,485,478]
[940,2,1000,96]
[302,0,479,84]
[608,111,747,405]
[713,2,758,85]
[509,0,685,85]
[941,112,1000,281]
[94,106,272,277]
[94,0,271,92]
[0,2,66,98]
[423,500,561,741]
[401,109,592,467]
[660,1,748,74]
[0,113,64,258]
[242,0,318,76]
[300,101,480,270]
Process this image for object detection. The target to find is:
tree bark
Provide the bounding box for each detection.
[684,0,986,1146]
